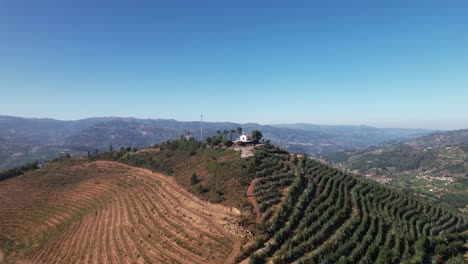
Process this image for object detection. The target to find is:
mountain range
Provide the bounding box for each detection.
[0,115,430,170]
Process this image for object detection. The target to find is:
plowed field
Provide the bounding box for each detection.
[0,160,244,263]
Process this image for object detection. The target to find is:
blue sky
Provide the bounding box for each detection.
[1,1,467,129]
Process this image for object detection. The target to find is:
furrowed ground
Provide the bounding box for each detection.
[93,140,255,221]
[0,159,248,263]
[1,139,467,263]
[239,145,468,264]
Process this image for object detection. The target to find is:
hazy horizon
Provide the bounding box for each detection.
[2,113,467,131]
[1,1,467,130]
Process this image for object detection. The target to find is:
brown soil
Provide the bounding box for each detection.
[0,160,247,263]
[232,144,260,158]
[247,178,261,223]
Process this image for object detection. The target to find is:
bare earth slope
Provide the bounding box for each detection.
[0,160,244,263]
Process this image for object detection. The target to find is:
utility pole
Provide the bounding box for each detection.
[200,114,203,141]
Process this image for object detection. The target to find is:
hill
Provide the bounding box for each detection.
[0,157,250,263]
[94,139,255,211]
[241,146,467,263]
[324,129,468,213]
[0,115,115,169]
[0,115,430,170]
[270,123,429,152]
[0,140,467,263]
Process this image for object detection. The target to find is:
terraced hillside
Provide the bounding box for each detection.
[240,146,468,263]
[325,129,468,213]
[0,159,247,263]
[92,139,254,213]
[1,140,467,263]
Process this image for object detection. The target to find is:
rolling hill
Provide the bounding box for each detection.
[0,147,251,263]
[324,129,468,214]
[0,115,430,170]
[242,147,467,263]
[0,140,466,263]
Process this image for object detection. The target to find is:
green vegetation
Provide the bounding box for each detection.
[2,137,467,263]
[345,145,437,171]
[93,138,254,208]
[325,132,468,212]
[190,173,199,185]
[238,146,467,263]
[205,129,239,147]
[252,130,263,142]
[0,161,39,181]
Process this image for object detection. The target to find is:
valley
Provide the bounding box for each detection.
[325,129,468,214]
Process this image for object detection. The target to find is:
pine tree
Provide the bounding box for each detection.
[190,173,198,185]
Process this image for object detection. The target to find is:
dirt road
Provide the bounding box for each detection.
[247,178,261,223]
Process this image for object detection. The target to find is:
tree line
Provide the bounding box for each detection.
[0,161,39,181]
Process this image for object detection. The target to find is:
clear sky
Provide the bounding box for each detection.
[1,1,467,130]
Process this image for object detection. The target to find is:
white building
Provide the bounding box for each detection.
[239,133,253,142]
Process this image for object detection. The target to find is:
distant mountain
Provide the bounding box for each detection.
[271,123,430,136]
[0,116,117,169]
[0,115,116,145]
[270,123,432,155]
[324,129,468,213]
[0,115,431,170]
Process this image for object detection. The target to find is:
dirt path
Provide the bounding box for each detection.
[232,144,261,158]
[247,178,261,223]
[225,238,241,264]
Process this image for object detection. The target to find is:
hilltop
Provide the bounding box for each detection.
[0,115,430,170]
[0,145,252,263]
[0,139,467,263]
[325,129,468,213]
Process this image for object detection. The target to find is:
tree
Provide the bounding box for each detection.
[212,134,223,146]
[291,154,298,165]
[252,130,263,141]
[108,144,113,152]
[190,173,199,185]
[224,140,234,147]
[230,129,236,140]
[206,137,213,145]
[237,127,243,137]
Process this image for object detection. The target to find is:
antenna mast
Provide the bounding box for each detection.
[200,114,203,141]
